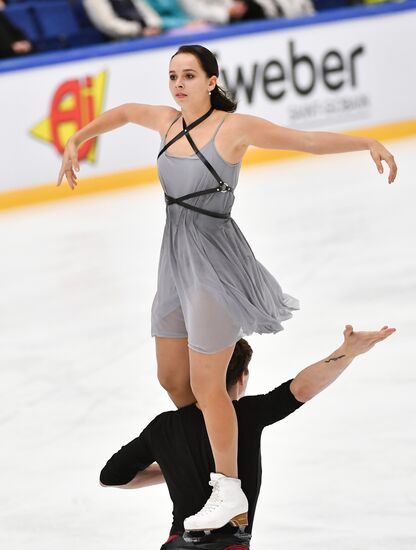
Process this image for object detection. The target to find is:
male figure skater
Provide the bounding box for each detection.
[100,324,395,549]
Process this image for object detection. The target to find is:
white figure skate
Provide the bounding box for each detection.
[183,473,249,543]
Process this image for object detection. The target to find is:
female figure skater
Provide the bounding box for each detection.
[57,44,397,537]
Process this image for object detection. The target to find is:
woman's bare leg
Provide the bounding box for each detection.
[155,336,196,408]
[189,344,238,478]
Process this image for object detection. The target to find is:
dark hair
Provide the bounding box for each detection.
[171,44,237,112]
[226,338,252,391]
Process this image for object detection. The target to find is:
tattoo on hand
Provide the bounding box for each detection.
[324,354,346,363]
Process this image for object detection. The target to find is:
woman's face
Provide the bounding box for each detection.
[169,53,216,107]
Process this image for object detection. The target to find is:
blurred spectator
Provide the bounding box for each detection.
[147,0,193,29]
[146,0,209,31]
[180,0,264,23]
[270,0,315,17]
[313,0,406,8]
[83,0,163,39]
[180,0,315,24]
[361,0,406,4]
[0,0,33,58]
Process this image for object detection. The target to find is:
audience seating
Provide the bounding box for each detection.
[3,0,106,52]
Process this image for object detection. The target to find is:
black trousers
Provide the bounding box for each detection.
[160,533,251,550]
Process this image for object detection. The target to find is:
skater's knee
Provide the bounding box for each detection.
[158,372,196,408]
[190,376,227,405]
[158,371,185,396]
[157,370,178,393]
[155,337,189,387]
[189,344,235,400]
[190,364,227,399]
[157,359,191,395]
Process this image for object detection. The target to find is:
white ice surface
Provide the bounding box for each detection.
[1,138,415,550]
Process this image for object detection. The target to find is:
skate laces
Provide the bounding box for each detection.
[196,480,223,516]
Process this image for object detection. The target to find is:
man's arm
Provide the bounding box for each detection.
[99,416,160,488]
[100,462,165,489]
[290,324,396,402]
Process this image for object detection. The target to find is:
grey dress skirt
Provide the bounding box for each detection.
[151,114,299,354]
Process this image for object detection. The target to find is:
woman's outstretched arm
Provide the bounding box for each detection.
[57,104,177,189]
[236,114,397,184]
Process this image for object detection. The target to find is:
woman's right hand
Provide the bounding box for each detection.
[57,139,80,190]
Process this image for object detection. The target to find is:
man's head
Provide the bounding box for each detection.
[226,338,253,400]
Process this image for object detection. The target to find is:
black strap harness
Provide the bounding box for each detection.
[158,107,233,220]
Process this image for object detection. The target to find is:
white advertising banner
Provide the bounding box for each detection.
[0,8,415,192]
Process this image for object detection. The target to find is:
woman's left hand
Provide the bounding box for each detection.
[369,141,397,184]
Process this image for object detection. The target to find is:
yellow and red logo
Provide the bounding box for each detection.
[31,71,107,162]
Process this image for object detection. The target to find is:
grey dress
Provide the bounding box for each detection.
[151,113,299,354]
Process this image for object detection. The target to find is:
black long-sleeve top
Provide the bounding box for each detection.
[100,379,304,536]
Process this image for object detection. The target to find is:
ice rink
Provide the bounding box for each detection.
[1,137,415,550]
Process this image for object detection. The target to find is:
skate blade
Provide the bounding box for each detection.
[184,512,248,531]
[230,512,248,528]
[183,512,249,542]
[183,530,211,543]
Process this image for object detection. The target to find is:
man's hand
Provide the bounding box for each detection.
[290,323,396,402]
[340,324,396,358]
